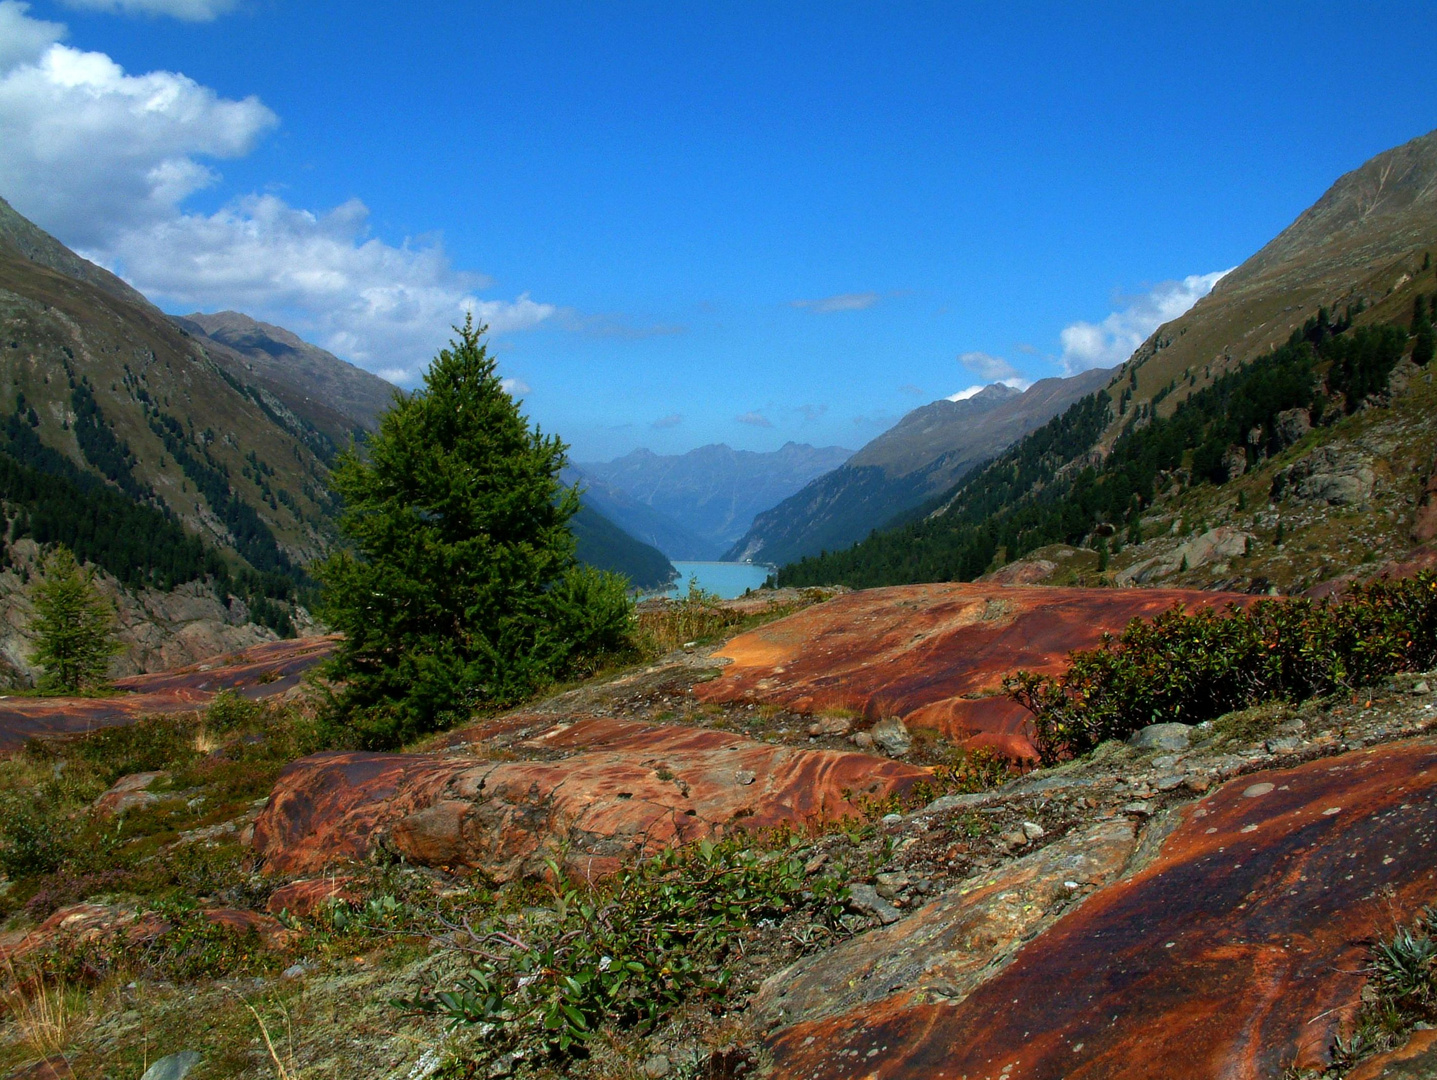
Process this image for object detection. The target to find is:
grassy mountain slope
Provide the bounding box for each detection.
[779,129,1437,592]
[728,370,1110,566]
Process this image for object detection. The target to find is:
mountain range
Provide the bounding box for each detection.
[724,369,1112,566]
[577,441,853,560]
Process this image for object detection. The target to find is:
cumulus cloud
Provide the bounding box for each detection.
[735,411,772,428]
[104,194,555,379]
[0,23,277,247]
[1058,271,1231,374]
[59,0,237,19]
[650,413,682,429]
[0,4,559,384]
[945,376,1028,403]
[500,377,531,396]
[791,291,879,314]
[958,350,1020,381]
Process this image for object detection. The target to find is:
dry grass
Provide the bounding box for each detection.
[1,963,90,1060]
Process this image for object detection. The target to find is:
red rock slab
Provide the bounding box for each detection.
[766,737,1437,1080]
[0,903,170,966]
[697,583,1253,758]
[0,635,337,754]
[1346,1029,1437,1080]
[252,715,931,881]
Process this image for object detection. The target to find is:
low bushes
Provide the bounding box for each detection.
[1006,572,1437,764]
[401,831,850,1066]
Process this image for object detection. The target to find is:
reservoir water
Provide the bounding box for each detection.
[660,561,772,600]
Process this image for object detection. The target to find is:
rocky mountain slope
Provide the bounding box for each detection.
[580,441,853,560]
[727,368,1111,566]
[173,311,396,448]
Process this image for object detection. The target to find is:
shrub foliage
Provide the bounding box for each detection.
[1006,572,1437,764]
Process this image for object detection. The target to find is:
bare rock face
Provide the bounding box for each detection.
[751,817,1137,1032]
[251,716,931,881]
[1115,526,1255,586]
[695,583,1252,759]
[1274,407,1312,446]
[1272,445,1375,506]
[0,541,288,688]
[1222,444,1248,481]
[979,558,1058,585]
[765,737,1437,1080]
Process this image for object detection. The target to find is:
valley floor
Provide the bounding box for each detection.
[1,587,1436,1079]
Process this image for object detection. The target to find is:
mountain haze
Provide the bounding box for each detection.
[727,369,1111,566]
[580,441,853,560]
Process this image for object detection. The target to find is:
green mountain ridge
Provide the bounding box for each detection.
[779,128,1437,594]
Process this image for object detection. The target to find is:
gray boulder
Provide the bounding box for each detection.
[869,716,912,757]
[1128,723,1193,752]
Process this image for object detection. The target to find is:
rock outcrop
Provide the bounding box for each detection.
[1272,445,1376,506]
[765,737,1437,1079]
[252,715,931,880]
[695,583,1253,758]
[0,635,336,752]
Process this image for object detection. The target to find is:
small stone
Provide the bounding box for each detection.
[874,871,911,899]
[1001,829,1029,851]
[1413,680,1431,695]
[847,882,901,925]
[851,731,875,750]
[869,716,913,757]
[1128,723,1193,751]
[1151,754,1182,770]
[281,963,307,979]
[1155,775,1186,792]
[1020,821,1045,840]
[881,812,903,825]
[734,770,757,786]
[1265,735,1301,754]
[643,1054,672,1079]
[1121,801,1153,818]
[803,852,828,875]
[1242,782,1275,798]
[808,715,853,736]
[140,1052,202,1080]
[1184,774,1212,794]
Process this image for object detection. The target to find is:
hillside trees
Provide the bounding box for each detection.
[29,545,122,692]
[317,317,632,748]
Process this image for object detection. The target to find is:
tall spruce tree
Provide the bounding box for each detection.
[317,317,631,748]
[29,546,122,693]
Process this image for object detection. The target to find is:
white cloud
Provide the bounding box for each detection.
[0,3,65,73]
[0,4,557,384]
[59,0,237,19]
[958,350,1019,381]
[500,377,530,396]
[791,291,880,314]
[735,410,772,428]
[945,377,1027,403]
[0,30,276,246]
[1058,270,1231,374]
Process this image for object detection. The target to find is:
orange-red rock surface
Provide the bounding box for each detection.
[696,583,1253,758]
[0,635,337,753]
[766,737,1437,1080]
[252,714,931,880]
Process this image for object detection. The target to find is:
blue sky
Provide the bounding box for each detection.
[2,2,1436,461]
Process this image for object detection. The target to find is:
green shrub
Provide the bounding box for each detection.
[401,832,848,1063]
[1006,572,1437,764]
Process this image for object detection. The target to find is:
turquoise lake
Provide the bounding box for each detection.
[659,561,772,600]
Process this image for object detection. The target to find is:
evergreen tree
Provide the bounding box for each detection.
[317,317,632,748]
[29,546,122,693]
